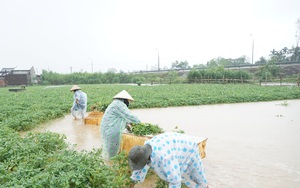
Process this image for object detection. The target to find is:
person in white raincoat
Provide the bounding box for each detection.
[100,90,141,161]
[128,132,209,188]
[70,85,87,119]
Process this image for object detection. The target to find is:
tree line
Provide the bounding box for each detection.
[41,60,286,85]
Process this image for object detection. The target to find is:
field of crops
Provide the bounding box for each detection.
[1,84,300,131]
[1,83,300,187]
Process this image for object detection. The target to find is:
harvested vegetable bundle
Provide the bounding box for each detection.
[128,122,164,136]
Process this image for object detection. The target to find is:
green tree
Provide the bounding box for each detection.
[257,57,280,80]
[255,56,267,65]
[171,60,190,69]
[207,56,249,68]
[206,58,218,68]
[192,64,206,69]
[232,55,249,65]
[270,47,291,62]
[167,71,179,84]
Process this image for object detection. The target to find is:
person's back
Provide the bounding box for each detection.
[100,91,140,161]
[73,90,87,119]
[75,90,87,109]
[145,132,207,187]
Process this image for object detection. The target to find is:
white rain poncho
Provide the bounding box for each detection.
[130,132,208,188]
[100,99,140,160]
[71,90,87,119]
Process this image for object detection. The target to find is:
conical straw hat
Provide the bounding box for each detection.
[113,90,134,101]
[70,85,81,91]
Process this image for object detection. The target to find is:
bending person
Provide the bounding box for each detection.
[70,85,87,119]
[100,90,140,161]
[128,132,209,188]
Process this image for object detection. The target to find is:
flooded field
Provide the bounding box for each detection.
[31,99,300,188]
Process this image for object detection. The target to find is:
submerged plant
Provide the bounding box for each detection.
[280,101,288,106]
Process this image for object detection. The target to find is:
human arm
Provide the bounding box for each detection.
[71,91,80,110]
[130,164,150,183]
[74,91,81,103]
[114,101,140,123]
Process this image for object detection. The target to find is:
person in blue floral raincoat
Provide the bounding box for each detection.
[70,85,87,120]
[128,132,209,188]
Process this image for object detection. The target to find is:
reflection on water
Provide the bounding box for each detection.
[31,99,300,188]
[32,115,102,151]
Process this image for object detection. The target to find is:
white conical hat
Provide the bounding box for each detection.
[70,85,81,91]
[113,90,134,101]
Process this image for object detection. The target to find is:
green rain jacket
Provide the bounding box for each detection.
[100,99,140,160]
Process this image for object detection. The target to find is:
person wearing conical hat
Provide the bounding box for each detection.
[70,85,88,120]
[100,90,140,161]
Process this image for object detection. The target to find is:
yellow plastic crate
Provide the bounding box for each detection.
[84,111,104,125]
[121,133,207,159]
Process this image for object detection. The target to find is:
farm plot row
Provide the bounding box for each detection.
[1,84,300,131]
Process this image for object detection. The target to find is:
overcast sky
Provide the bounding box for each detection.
[0,0,299,74]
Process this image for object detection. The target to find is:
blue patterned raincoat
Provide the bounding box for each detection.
[71,90,87,119]
[130,132,208,188]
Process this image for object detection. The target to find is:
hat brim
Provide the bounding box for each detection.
[113,90,134,101]
[70,85,81,91]
[128,144,152,171]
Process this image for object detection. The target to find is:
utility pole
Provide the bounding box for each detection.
[251,34,254,64]
[296,33,299,48]
[252,38,254,64]
[70,66,72,73]
[156,48,160,71]
[89,58,93,73]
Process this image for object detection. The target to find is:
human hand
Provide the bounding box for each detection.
[126,123,132,131]
[146,159,151,166]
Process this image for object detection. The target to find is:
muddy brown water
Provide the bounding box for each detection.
[29,99,300,188]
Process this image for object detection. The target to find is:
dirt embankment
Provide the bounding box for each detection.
[246,63,300,76]
[280,64,300,75]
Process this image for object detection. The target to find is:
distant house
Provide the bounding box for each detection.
[0,66,37,86]
[0,68,14,87]
[0,77,5,87]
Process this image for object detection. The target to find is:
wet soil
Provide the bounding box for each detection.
[29,99,300,188]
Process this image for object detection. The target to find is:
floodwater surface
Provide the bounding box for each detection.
[31,99,300,188]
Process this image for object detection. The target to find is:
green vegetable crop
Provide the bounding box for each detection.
[130,122,164,136]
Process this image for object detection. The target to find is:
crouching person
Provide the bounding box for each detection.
[128,132,209,188]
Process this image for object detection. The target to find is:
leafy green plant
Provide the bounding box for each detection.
[155,176,188,188]
[91,101,109,112]
[0,127,122,188]
[110,151,133,188]
[130,122,164,136]
[174,126,185,134]
[280,101,288,106]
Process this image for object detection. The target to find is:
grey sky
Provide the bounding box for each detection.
[0,0,299,74]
